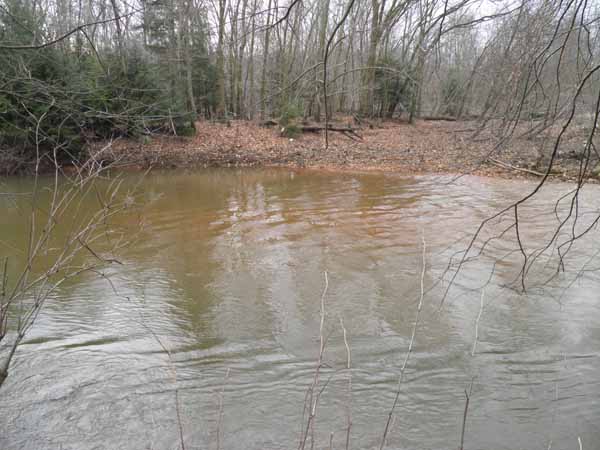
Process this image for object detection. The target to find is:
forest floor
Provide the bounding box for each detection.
[100,118,597,181]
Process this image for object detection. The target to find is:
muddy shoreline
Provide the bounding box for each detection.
[94,119,596,182]
[5,119,595,181]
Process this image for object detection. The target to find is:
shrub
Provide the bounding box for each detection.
[374,57,415,118]
[441,69,466,117]
[278,103,302,138]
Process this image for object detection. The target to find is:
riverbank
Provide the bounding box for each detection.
[93,119,598,180]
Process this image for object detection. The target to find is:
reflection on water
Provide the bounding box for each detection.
[1,169,600,450]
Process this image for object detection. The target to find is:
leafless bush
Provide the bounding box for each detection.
[0,143,140,387]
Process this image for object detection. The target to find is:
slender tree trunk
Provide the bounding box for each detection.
[361,19,381,116]
[235,0,249,116]
[215,0,227,118]
[245,0,258,118]
[109,0,127,72]
[259,0,273,119]
[313,0,330,122]
[182,0,197,122]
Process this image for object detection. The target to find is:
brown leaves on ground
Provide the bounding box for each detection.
[100,119,598,180]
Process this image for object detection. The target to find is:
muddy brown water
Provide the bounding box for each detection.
[1,168,600,450]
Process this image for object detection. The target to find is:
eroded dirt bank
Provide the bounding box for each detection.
[98,119,597,180]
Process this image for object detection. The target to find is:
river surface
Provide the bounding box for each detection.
[1,169,600,450]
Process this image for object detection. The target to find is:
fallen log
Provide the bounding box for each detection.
[298,125,357,133]
[274,123,362,140]
[260,119,279,127]
[420,115,458,122]
[295,124,363,140]
[263,117,363,140]
[487,157,545,176]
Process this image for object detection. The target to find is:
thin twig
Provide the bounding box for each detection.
[0,10,142,50]
[380,233,427,449]
[459,380,474,450]
[340,317,352,450]
[140,315,186,450]
[487,157,545,177]
[299,271,329,450]
[471,289,485,356]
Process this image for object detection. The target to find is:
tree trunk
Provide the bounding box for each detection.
[313,0,330,122]
[259,0,273,119]
[360,25,381,117]
[215,0,227,118]
[182,0,197,121]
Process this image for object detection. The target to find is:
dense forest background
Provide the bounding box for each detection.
[0,0,599,162]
